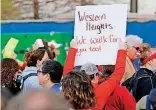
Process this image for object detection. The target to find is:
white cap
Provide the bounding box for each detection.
[35,39,44,47]
[48,41,62,48]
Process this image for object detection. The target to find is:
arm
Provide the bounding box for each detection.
[122,87,136,110]
[63,48,77,77]
[63,39,78,77]
[95,48,127,108]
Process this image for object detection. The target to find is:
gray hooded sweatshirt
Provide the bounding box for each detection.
[22,67,42,92]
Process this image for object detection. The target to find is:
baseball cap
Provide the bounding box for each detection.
[48,41,62,49]
[35,39,44,47]
[80,62,99,76]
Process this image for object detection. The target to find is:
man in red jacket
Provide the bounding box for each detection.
[63,39,127,110]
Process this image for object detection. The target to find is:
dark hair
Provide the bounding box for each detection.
[41,60,63,83]
[27,49,46,67]
[62,71,96,109]
[42,39,55,59]
[1,58,19,87]
[24,50,33,63]
[102,65,115,80]
[49,44,56,58]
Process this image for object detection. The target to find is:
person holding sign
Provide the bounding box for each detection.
[62,39,127,110]
[121,35,143,83]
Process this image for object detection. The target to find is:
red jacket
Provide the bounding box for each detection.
[105,85,136,110]
[63,48,126,110]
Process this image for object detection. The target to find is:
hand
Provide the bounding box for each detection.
[70,39,77,49]
[119,42,127,50]
[12,52,17,60]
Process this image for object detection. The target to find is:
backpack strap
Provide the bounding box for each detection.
[21,73,37,89]
[146,95,151,110]
[23,73,37,82]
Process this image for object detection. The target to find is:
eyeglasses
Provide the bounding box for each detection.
[133,46,140,51]
[37,70,43,74]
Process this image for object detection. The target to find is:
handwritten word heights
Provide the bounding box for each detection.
[86,22,113,34]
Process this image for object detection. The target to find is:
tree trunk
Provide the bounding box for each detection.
[130,0,138,13]
[33,0,39,19]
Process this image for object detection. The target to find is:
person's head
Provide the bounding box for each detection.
[32,39,46,50]
[37,59,63,87]
[102,65,115,80]
[62,71,96,109]
[7,89,69,110]
[139,43,156,72]
[1,58,19,87]
[126,35,143,61]
[80,62,101,84]
[27,49,49,68]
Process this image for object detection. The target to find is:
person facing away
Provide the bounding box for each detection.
[37,59,63,93]
[22,48,50,92]
[133,43,156,102]
[121,35,143,83]
[7,89,69,110]
[100,65,136,110]
[62,39,127,110]
[1,58,21,95]
[20,39,55,71]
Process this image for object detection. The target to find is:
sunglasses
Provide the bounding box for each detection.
[133,46,140,51]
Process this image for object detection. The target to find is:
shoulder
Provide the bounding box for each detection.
[136,95,147,110]
[113,86,129,95]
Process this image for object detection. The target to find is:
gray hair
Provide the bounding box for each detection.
[7,89,69,110]
[126,35,143,47]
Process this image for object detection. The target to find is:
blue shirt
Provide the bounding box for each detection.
[50,84,61,93]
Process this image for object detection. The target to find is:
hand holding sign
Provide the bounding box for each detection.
[74,4,128,66]
[119,42,127,50]
[70,39,78,49]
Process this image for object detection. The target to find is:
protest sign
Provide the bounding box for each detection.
[74,4,127,66]
[2,38,19,58]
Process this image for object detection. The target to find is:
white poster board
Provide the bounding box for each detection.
[74,4,127,66]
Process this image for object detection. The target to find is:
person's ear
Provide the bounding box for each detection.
[44,73,50,81]
[94,74,98,83]
[37,60,42,66]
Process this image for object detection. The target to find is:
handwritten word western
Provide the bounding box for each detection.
[78,11,106,21]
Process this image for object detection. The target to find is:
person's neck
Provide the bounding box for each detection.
[126,53,133,61]
[43,81,59,89]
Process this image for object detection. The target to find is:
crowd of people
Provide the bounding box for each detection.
[1,35,156,110]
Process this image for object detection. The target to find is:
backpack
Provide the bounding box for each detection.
[122,68,156,101]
